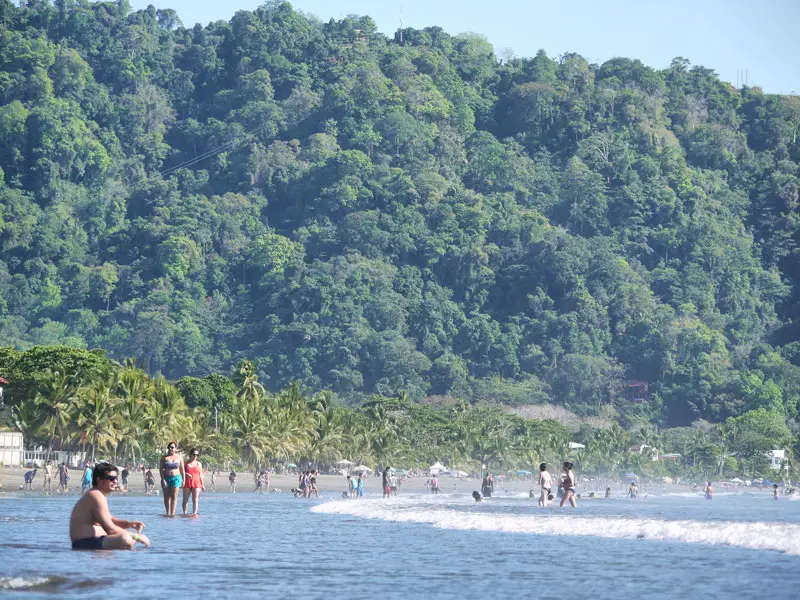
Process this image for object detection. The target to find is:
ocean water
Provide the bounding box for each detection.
[1,489,800,598]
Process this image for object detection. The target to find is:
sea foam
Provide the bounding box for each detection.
[311,497,800,555]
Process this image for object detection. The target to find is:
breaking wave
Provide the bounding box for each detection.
[312,497,800,555]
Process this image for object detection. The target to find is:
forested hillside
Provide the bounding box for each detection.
[1,0,799,427]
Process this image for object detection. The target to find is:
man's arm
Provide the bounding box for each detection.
[92,493,128,536]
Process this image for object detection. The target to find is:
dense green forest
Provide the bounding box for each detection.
[1,0,800,437]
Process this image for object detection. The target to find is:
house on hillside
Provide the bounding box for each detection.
[768,449,786,471]
[623,380,649,404]
[629,443,659,461]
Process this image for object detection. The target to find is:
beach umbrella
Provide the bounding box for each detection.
[730,478,744,483]
[286,463,297,468]
[516,469,532,475]
[352,465,372,473]
[335,459,354,466]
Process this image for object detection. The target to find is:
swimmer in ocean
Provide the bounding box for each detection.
[705,481,713,500]
[472,491,483,502]
[773,483,779,500]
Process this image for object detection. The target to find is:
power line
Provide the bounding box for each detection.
[149,123,268,182]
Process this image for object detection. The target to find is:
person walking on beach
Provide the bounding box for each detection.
[538,463,552,507]
[121,466,129,492]
[229,470,237,493]
[773,483,779,500]
[69,462,150,551]
[43,461,53,492]
[704,481,713,500]
[560,462,577,507]
[182,448,205,515]
[145,468,155,495]
[81,462,93,494]
[210,470,217,492]
[390,471,398,496]
[159,441,184,516]
[481,472,493,498]
[58,462,69,493]
[383,466,392,498]
[431,474,440,494]
[357,474,364,498]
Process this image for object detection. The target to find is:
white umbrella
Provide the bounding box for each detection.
[352,465,372,473]
[730,478,744,483]
[429,461,446,474]
[335,459,354,466]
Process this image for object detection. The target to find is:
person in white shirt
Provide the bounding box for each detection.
[538,463,553,507]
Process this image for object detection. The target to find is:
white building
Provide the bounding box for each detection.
[0,430,23,466]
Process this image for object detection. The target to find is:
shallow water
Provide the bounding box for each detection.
[1,490,799,598]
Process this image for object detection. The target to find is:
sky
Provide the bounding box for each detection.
[130,0,800,95]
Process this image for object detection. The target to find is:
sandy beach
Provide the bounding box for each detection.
[0,465,552,497]
[0,465,734,498]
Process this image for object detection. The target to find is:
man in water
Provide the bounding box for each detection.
[229,470,237,493]
[481,472,494,498]
[538,463,552,507]
[628,481,639,499]
[69,462,150,550]
[773,483,779,500]
[704,481,713,500]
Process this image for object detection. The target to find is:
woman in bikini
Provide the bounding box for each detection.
[159,441,185,516]
[182,448,205,515]
[560,461,577,507]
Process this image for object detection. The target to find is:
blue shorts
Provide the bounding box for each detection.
[165,474,183,489]
[72,536,105,550]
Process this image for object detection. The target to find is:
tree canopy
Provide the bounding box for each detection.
[0,1,799,436]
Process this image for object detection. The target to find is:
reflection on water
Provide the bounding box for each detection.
[1,492,799,599]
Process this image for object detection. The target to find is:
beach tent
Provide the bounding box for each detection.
[335,459,354,466]
[730,478,744,483]
[456,470,469,478]
[429,462,447,474]
[352,465,372,473]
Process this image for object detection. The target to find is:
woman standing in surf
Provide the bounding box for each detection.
[182,448,205,515]
[560,462,577,507]
[159,441,185,516]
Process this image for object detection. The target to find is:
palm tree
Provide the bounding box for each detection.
[148,377,189,448]
[76,372,122,462]
[34,370,78,461]
[116,366,153,466]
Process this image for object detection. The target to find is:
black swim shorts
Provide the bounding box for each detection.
[71,536,105,550]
